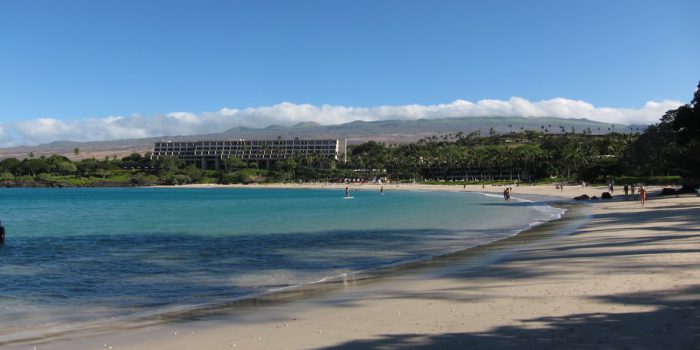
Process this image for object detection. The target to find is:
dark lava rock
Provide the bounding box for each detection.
[660,188,677,196]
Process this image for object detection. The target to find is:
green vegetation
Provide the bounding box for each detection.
[1,82,698,188]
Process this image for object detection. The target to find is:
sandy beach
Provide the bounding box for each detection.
[9,184,699,349]
[152,181,664,200]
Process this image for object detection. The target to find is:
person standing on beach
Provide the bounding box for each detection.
[624,184,629,198]
[631,184,636,196]
[640,186,647,207]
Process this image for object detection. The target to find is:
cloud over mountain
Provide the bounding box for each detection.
[0,97,683,147]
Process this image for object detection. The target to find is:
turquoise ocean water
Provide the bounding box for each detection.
[0,187,563,341]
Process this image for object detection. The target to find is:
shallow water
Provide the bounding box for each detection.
[0,187,563,340]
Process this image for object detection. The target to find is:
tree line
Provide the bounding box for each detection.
[345,81,699,186]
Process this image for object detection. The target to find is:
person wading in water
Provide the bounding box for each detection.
[0,220,5,244]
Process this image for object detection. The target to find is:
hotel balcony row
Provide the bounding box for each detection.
[151,139,340,169]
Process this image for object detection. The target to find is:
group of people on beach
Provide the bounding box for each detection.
[620,184,648,206]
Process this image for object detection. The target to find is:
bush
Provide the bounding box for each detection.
[614,176,683,185]
[219,171,251,184]
[35,173,54,183]
[172,174,192,185]
[163,174,192,185]
[182,165,204,182]
[130,173,157,186]
[0,172,15,181]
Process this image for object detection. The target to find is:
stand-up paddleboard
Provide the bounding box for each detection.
[343,186,353,199]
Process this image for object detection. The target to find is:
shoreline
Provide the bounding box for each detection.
[7,185,699,349]
[152,181,668,199]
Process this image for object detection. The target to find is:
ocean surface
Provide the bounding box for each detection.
[0,187,564,341]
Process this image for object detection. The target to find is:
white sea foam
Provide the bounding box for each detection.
[477,191,567,224]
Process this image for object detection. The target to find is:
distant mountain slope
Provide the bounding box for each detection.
[217,116,640,142]
[0,116,644,160]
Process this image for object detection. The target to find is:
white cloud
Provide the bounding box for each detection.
[1,97,684,146]
[0,125,12,148]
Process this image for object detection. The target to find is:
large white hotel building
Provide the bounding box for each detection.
[152,139,340,169]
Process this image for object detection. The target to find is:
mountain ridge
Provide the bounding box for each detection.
[0,115,647,160]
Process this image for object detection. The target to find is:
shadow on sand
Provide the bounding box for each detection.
[319,197,700,349]
[320,286,700,349]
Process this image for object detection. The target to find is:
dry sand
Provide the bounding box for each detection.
[153,181,652,199]
[10,184,700,349]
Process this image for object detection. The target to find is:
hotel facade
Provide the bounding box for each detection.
[152,139,340,169]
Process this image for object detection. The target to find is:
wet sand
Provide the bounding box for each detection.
[7,185,700,349]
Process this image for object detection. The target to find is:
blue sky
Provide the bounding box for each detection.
[0,0,698,145]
